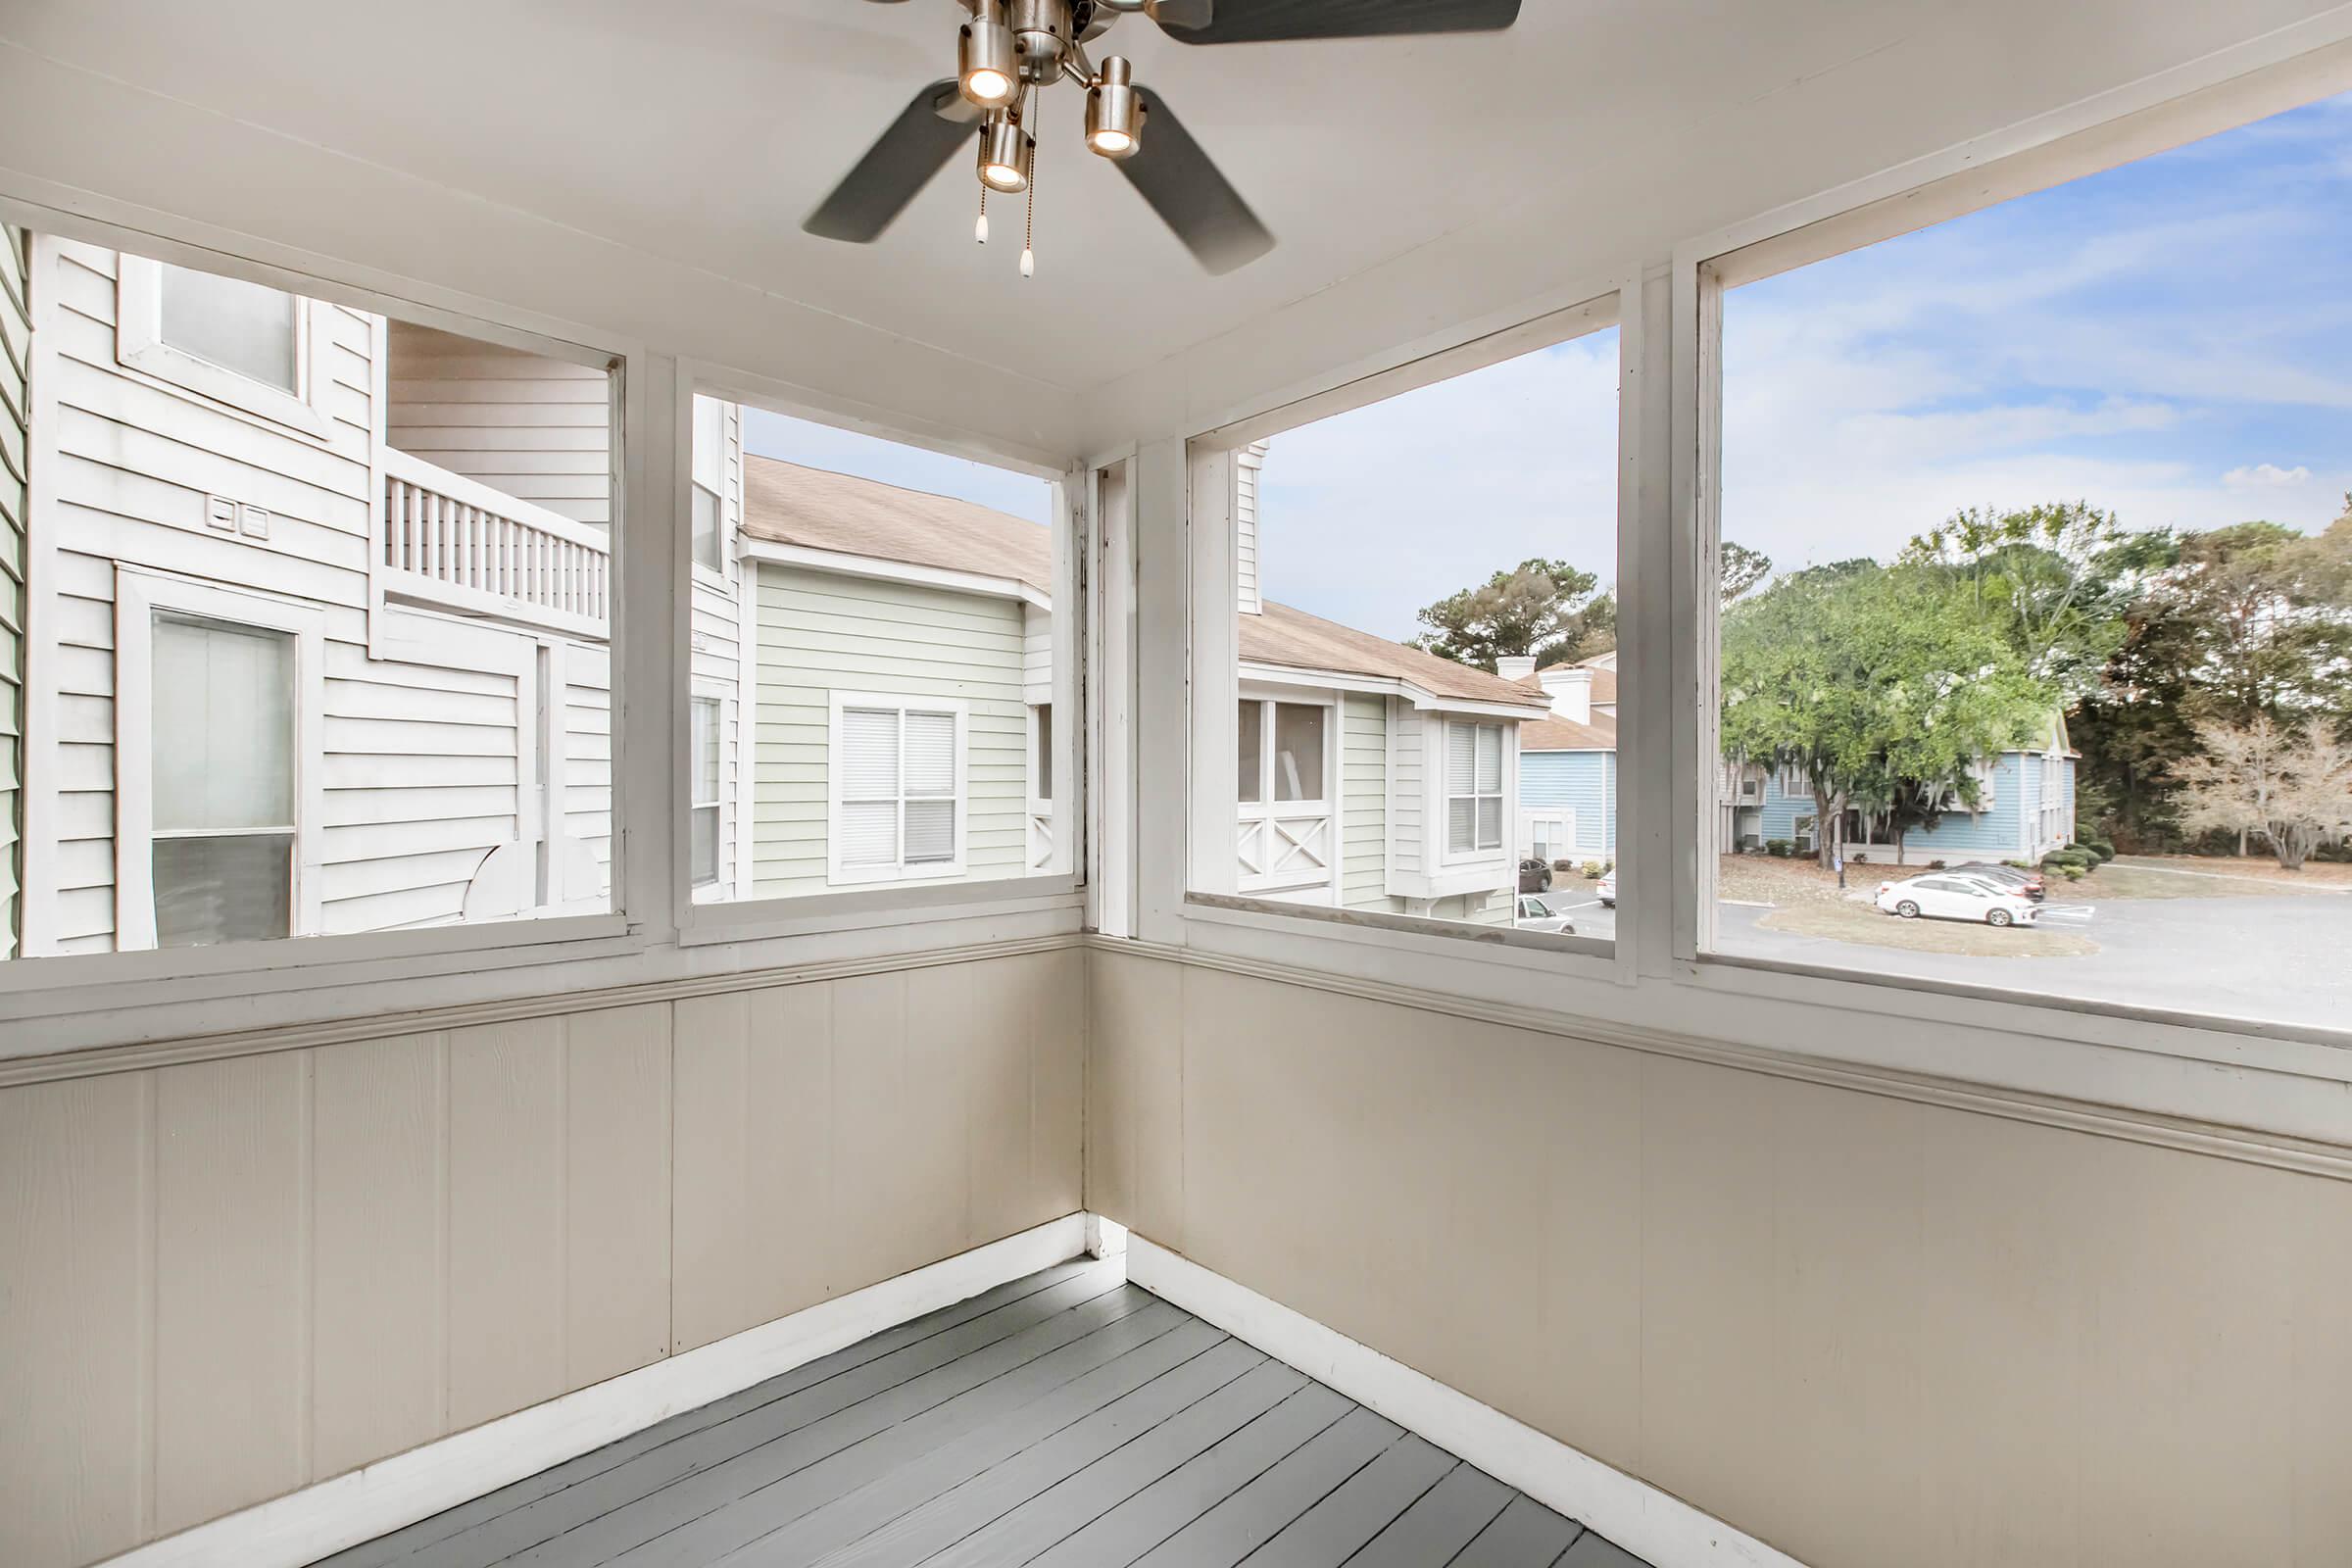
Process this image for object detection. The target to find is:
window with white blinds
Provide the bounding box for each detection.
[150,613,297,947]
[830,695,966,883]
[1445,720,1504,856]
[691,395,725,573]
[690,696,722,888]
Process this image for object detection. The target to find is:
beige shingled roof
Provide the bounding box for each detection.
[743,454,1548,710]
[1519,711,1619,752]
[742,454,1054,594]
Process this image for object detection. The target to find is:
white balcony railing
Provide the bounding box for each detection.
[1238,807,1333,893]
[378,447,611,639]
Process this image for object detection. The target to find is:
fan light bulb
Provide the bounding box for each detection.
[977,116,1032,194]
[957,6,1018,109]
[1085,56,1143,162]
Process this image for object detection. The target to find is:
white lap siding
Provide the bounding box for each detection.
[1340,693,1391,911]
[752,565,1028,897]
[22,237,613,953]
[687,401,743,898]
[0,226,26,956]
[384,321,612,529]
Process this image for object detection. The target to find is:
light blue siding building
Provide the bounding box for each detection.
[1736,714,2078,862]
[1515,656,2079,867]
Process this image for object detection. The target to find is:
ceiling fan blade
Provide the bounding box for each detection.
[1153,0,1521,45]
[805,80,977,244]
[1119,89,1273,275]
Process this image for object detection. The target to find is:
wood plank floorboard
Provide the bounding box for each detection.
[314,1262,1657,1568]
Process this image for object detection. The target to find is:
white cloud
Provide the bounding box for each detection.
[2223,463,2313,489]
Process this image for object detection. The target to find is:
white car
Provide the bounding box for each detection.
[1514,893,1576,933]
[1875,872,2039,927]
[1596,869,1616,907]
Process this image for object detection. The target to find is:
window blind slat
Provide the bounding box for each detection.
[905,710,956,796]
[840,708,900,799]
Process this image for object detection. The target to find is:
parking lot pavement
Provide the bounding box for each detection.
[1712,893,2352,1030]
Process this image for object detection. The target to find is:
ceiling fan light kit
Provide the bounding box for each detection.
[812,0,1524,274]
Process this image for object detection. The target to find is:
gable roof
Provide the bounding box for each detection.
[743,455,1055,595]
[1239,600,1547,707]
[742,454,1546,711]
[1520,711,1619,752]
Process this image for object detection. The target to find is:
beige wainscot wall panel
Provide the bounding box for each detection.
[562,1004,674,1388]
[0,1071,149,1568]
[444,1014,570,1432]
[1088,948,2352,1568]
[670,984,834,1352]
[309,1032,446,1481]
[0,951,1087,1568]
[152,1053,310,1537]
[1083,948,1185,1250]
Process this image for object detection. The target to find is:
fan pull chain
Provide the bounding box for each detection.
[1021,129,1037,277]
[975,185,989,245]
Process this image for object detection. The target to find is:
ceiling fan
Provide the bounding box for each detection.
[807,0,1523,275]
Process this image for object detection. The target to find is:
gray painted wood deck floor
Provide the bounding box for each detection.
[318,1257,1653,1568]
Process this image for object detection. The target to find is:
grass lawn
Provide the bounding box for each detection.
[2101,854,2352,895]
[1756,898,2098,957]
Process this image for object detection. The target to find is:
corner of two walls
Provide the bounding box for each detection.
[1079,941,2352,1568]
[0,946,1085,1568]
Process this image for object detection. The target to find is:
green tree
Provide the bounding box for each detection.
[1720,563,2053,867]
[1720,541,1773,607]
[1409,558,1607,671]
[1899,501,2156,703]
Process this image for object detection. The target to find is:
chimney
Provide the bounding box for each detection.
[1494,655,1538,682]
[1537,666,1592,724]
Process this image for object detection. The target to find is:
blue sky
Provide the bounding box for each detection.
[747,88,2352,644]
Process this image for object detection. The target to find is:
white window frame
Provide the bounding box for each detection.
[1441,719,1506,862]
[667,369,1083,952]
[1170,293,1627,973]
[1664,41,2352,1103]
[688,686,727,894]
[1235,687,1338,898]
[1027,701,1054,873]
[110,569,327,952]
[1522,810,1574,864]
[1130,34,2352,1151]
[689,394,729,586]
[825,691,971,888]
[115,254,333,439]
[6,222,643,1056]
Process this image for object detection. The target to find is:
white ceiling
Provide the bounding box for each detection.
[0,0,2345,460]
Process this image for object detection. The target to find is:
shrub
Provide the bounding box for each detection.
[1766,839,1792,858]
[1927,858,1947,870]
[1582,860,1605,879]
[2080,839,2115,862]
[1850,852,1868,863]
[1551,858,1577,872]
[2059,863,2085,881]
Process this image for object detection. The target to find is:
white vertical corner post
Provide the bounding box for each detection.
[1184,441,1238,906]
[624,348,682,950]
[1086,456,1141,939]
[1051,467,1085,882]
[1131,437,1195,948]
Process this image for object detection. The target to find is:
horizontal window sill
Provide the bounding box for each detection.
[1150,896,2352,1151]
[1,893,1085,1062]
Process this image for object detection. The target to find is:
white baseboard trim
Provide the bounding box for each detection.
[100,1213,1092,1568]
[1126,1235,1810,1568]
